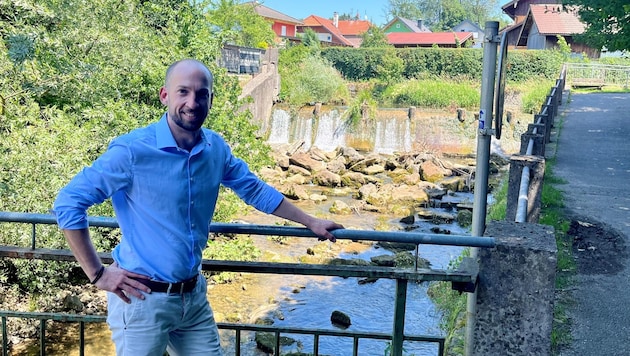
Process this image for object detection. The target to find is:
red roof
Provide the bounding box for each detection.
[337,20,371,36]
[529,4,585,35]
[387,32,474,46]
[302,15,355,47]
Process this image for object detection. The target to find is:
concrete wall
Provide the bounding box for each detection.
[472,221,557,355]
[238,48,280,136]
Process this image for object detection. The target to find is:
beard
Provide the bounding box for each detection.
[170,108,207,132]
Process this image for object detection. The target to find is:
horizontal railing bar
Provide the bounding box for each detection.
[0,312,445,349]
[0,311,106,323]
[209,223,495,247]
[0,246,476,282]
[0,212,496,248]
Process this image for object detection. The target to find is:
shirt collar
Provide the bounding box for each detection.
[156,113,211,151]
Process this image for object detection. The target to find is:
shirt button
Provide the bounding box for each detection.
[191,223,196,228]
[191,201,195,205]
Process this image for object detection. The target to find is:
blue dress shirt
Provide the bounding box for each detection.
[53,114,284,282]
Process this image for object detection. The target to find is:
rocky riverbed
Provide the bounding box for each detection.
[3,142,510,355]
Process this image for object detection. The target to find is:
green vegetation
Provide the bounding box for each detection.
[380,77,480,108]
[516,78,558,114]
[0,0,272,298]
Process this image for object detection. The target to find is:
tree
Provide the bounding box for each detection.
[562,0,630,51]
[206,0,276,49]
[386,0,424,23]
[360,26,391,48]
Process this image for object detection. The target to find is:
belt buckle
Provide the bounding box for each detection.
[179,282,184,294]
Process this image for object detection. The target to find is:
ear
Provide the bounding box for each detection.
[159,87,168,105]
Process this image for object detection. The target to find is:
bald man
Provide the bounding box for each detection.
[53,59,343,355]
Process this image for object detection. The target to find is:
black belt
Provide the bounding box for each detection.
[136,274,198,294]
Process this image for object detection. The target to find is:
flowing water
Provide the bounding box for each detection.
[16,105,521,355]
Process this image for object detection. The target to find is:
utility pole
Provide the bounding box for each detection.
[465,20,500,356]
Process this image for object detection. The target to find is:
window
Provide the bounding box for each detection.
[281,26,287,36]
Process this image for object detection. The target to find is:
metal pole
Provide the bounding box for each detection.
[391,279,408,356]
[466,21,499,356]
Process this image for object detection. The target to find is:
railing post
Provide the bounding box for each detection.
[391,279,408,356]
[506,155,546,223]
[472,221,557,355]
[520,125,545,156]
[535,113,552,143]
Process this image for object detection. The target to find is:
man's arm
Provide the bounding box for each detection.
[62,228,150,303]
[271,198,344,242]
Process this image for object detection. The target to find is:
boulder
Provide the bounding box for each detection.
[341,171,368,188]
[313,170,342,187]
[289,152,327,172]
[288,164,311,177]
[279,184,310,200]
[329,200,352,215]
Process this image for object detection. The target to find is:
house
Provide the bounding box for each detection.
[516,5,596,57]
[336,14,372,47]
[452,20,484,48]
[387,32,474,48]
[383,17,432,34]
[500,0,597,57]
[242,1,303,44]
[299,15,355,47]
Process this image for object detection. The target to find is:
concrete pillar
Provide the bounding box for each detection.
[505,155,545,223]
[535,114,552,143]
[520,123,546,155]
[472,221,557,356]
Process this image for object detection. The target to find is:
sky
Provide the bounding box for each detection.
[255,0,391,26]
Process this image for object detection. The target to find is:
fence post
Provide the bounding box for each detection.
[472,221,557,356]
[535,113,552,143]
[520,124,546,156]
[505,155,545,223]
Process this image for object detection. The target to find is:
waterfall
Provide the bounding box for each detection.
[312,110,346,152]
[268,107,414,153]
[267,110,290,144]
[373,117,413,154]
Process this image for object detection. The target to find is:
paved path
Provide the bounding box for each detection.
[553,93,630,356]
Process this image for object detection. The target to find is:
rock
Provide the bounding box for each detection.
[329,200,352,215]
[326,156,347,174]
[400,214,415,224]
[312,170,341,187]
[288,164,311,176]
[289,152,327,172]
[62,294,84,312]
[420,160,451,182]
[279,184,310,200]
[371,254,396,267]
[457,210,473,227]
[341,171,368,188]
[438,176,469,192]
[363,164,385,175]
[286,174,307,185]
[331,310,352,328]
[255,332,297,353]
[309,194,328,203]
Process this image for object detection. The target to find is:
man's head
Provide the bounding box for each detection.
[160,59,214,132]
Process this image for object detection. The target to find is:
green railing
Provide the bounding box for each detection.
[566,62,630,88]
[0,212,495,356]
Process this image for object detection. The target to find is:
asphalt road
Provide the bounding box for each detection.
[553,92,630,356]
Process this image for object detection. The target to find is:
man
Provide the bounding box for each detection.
[53,59,344,355]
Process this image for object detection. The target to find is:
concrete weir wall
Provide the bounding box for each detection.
[238,48,280,136]
[472,221,557,355]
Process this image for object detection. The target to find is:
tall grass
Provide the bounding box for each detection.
[380,78,480,109]
[516,78,556,114]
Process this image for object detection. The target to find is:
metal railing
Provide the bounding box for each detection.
[511,67,566,223]
[0,211,495,356]
[565,62,630,89]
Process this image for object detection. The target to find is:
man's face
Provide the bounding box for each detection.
[160,62,213,132]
